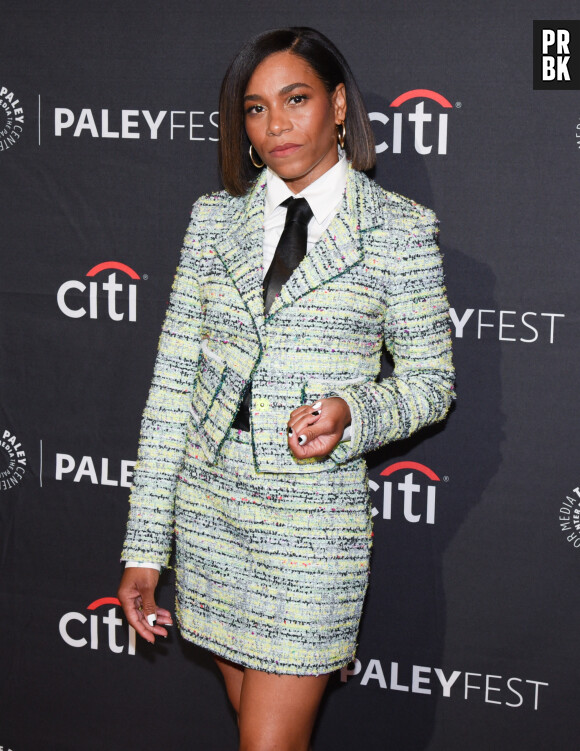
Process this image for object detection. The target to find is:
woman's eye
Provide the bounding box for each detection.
[289,94,307,105]
[246,104,264,115]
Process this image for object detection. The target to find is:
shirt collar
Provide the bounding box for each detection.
[265,152,348,225]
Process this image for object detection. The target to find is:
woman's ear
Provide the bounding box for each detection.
[332,83,347,123]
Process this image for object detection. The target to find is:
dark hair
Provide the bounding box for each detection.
[218,27,376,196]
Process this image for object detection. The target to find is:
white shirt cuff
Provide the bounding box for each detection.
[340,424,352,442]
[124,560,162,572]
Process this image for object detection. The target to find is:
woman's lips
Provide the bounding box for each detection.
[269,143,301,156]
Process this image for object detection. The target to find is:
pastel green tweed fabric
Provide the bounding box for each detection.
[122,165,455,673]
[175,426,371,674]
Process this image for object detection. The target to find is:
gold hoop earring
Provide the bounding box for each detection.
[249,144,264,169]
[337,121,346,150]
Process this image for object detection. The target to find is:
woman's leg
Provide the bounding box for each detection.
[214,654,245,715]
[238,669,330,751]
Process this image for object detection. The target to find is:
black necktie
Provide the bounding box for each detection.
[263,197,314,316]
[231,197,313,431]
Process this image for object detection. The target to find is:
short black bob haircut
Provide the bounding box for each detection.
[218,27,376,196]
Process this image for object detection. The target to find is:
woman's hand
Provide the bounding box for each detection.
[287,397,351,460]
[117,567,173,644]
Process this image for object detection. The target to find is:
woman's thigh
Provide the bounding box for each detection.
[238,668,330,751]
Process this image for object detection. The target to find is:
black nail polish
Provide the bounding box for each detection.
[288,427,293,435]
[311,410,321,416]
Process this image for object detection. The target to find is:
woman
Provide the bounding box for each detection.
[118,27,455,750]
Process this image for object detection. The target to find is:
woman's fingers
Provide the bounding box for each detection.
[117,567,166,644]
[287,398,347,459]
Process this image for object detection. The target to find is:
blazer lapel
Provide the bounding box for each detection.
[212,166,387,331]
[212,175,268,337]
[265,165,385,320]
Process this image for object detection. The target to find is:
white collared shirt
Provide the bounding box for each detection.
[263,152,348,278]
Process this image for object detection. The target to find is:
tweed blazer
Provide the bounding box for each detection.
[122,165,455,565]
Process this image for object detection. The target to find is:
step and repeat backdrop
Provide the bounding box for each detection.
[1,2,578,749]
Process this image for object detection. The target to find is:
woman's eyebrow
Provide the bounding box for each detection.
[244,82,314,102]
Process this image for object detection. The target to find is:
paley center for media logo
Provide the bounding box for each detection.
[370,89,456,156]
[57,261,142,322]
[558,484,580,550]
[59,596,136,655]
[0,429,27,491]
[533,21,580,90]
[370,461,447,525]
[0,85,24,152]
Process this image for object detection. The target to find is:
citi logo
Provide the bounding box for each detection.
[57,261,140,321]
[370,461,444,525]
[59,597,136,655]
[370,89,453,155]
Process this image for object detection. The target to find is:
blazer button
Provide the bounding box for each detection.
[255,398,270,411]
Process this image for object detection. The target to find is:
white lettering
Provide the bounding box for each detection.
[73,109,99,138]
[412,665,432,694]
[142,109,167,139]
[59,612,87,648]
[189,111,205,141]
[103,607,124,653]
[340,658,362,682]
[449,307,474,338]
[434,668,461,697]
[170,110,186,139]
[55,453,75,479]
[542,29,556,54]
[122,110,140,139]
[57,280,87,318]
[74,456,98,484]
[101,110,120,138]
[360,659,387,688]
[101,458,119,487]
[390,661,409,692]
[369,111,389,154]
[485,674,502,704]
[498,310,516,342]
[464,672,482,699]
[399,473,421,523]
[409,101,432,155]
[54,107,75,135]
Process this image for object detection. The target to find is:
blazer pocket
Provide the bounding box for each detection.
[190,339,228,426]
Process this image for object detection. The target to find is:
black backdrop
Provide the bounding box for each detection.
[1,2,579,749]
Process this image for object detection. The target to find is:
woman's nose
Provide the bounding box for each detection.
[267,107,291,135]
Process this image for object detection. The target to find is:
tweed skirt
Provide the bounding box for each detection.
[173,424,373,675]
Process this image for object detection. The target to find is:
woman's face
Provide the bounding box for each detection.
[244,50,346,194]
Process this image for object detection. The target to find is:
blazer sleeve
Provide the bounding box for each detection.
[326,206,455,465]
[121,202,203,568]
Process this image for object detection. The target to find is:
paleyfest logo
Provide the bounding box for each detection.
[0,85,24,152]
